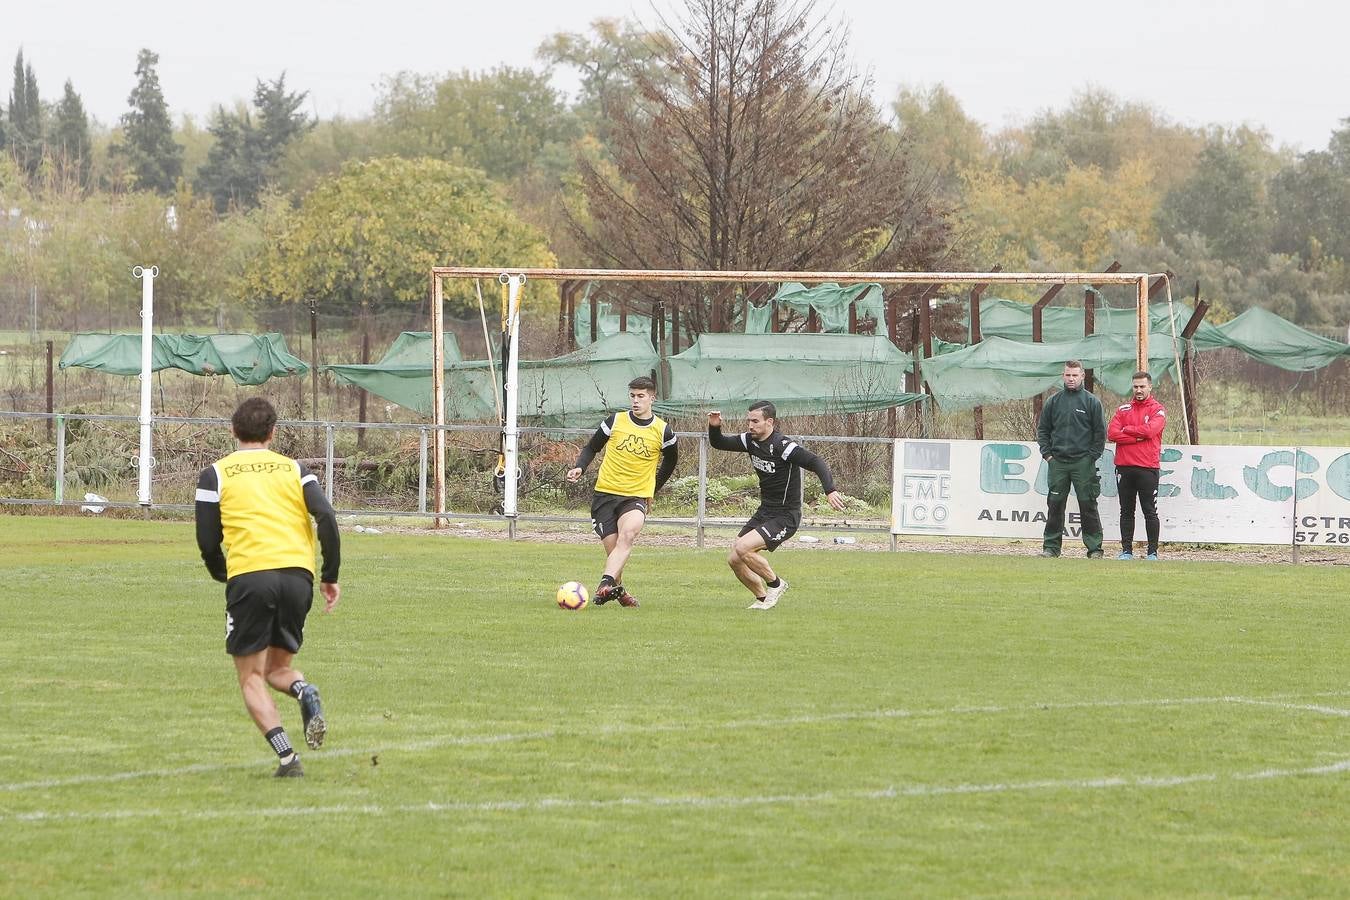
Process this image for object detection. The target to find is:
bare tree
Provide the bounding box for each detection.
[571,0,956,335]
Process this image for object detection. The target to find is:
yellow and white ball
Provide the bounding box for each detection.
[556,581,589,610]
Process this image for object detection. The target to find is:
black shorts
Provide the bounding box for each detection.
[739,509,800,552]
[224,567,314,656]
[590,492,648,539]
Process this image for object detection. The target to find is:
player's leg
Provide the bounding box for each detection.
[1042,459,1071,556]
[1116,466,1139,558]
[728,527,770,597]
[233,649,302,776]
[266,569,325,749]
[604,506,647,606]
[1138,467,1161,557]
[1070,456,1104,556]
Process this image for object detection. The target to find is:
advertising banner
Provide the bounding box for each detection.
[890,440,1350,546]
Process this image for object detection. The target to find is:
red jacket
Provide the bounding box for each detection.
[1107,396,1166,467]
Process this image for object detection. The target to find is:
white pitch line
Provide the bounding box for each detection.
[4,691,1349,794]
[1223,698,1350,717]
[5,759,1349,826]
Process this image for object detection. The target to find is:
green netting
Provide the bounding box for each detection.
[373,331,463,365]
[656,333,924,417]
[765,282,885,334]
[975,297,1229,347]
[922,334,1183,410]
[327,331,658,424]
[1212,307,1350,371]
[573,289,656,347]
[58,333,308,385]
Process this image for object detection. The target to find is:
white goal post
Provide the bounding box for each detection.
[428,267,1155,528]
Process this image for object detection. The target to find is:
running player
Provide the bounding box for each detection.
[195,397,341,777]
[708,402,845,610]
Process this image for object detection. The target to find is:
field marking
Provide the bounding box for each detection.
[5,758,1349,826]
[4,690,1348,794]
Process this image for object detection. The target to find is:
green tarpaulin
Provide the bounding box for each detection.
[327,331,659,424]
[1212,306,1350,371]
[922,334,1184,410]
[756,282,885,334]
[372,331,464,365]
[975,297,1229,348]
[657,333,924,417]
[58,333,308,385]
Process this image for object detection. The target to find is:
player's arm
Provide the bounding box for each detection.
[194,466,228,583]
[1107,408,1135,443]
[1140,404,1167,440]
[784,444,846,511]
[654,424,679,492]
[566,415,614,483]
[1036,394,1054,459]
[300,464,340,586]
[706,411,744,451]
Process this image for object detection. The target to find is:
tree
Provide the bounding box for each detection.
[7,50,42,176]
[537,18,668,134]
[243,157,556,316]
[113,49,183,194]
[1156,127,1279,269]
[373,66,577,182]
[571,0,954,333]
[52,80,93,186]
[892,83,989,199]
[196,74,315,211]
[1271,118,1350,268]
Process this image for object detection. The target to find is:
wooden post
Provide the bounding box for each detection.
[672,300,682,355]
[1084,287,1096,394]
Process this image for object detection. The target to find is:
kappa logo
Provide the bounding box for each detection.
[614,433,653,458]
[225,612,234,639]
[223,462,291,476]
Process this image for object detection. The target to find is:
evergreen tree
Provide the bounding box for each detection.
[195,73,311,211]
[53,80,92,185]
[8,50,42,175]
[114,49,183,194]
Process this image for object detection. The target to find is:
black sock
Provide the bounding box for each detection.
[288,679,309,699]
[766,577,781,588]
[599,574,616,588]
[266,726,296,763]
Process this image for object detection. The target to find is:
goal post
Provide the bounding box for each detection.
[428,267,1154,527]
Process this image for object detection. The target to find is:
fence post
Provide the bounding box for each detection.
[324,424,335,502]
[55,414,65,503]
[696,433,708,549]
[418,427,428,514]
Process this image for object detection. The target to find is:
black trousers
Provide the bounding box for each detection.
[1115,465,1160,554]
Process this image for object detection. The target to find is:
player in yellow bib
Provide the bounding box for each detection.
[195,398,341,777]
[566,376,678,607]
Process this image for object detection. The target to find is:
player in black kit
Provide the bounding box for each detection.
[707,402,845,610]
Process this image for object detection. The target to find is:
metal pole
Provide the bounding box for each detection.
[55,414,65,503]
[501,274,524,519]
[324,424,335,502]
[418,427,428,514]
[309,299,319,427]
[696,434,707,549]
[45,340,53,439]
[431,273,446,527]
[133,265,157,507]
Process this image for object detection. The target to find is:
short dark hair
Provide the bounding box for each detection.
[748,400,777,421]
[628,376,656,393]
[232,397,277,443]
[1132,370,1152,382]
[1063,360,1084,371]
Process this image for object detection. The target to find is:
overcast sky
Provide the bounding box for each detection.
[10,0,1346,153]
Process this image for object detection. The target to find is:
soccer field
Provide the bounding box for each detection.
[1,515,1347,897]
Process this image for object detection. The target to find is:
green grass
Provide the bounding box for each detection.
[1,515,1348,897]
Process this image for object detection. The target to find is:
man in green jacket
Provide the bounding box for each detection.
[1036,360,1106,558]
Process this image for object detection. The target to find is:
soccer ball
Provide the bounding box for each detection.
[556,581,589,610]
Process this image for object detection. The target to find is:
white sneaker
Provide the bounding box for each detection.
[747,579,788,610]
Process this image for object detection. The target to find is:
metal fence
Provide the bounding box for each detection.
[0,411,895,548]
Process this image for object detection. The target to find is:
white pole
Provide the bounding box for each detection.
[501,273,524,518]
[133,265,158,506]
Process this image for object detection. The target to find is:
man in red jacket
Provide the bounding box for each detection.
[1106,371,1167,560]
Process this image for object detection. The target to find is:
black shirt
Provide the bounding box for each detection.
[708,425,836,512]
